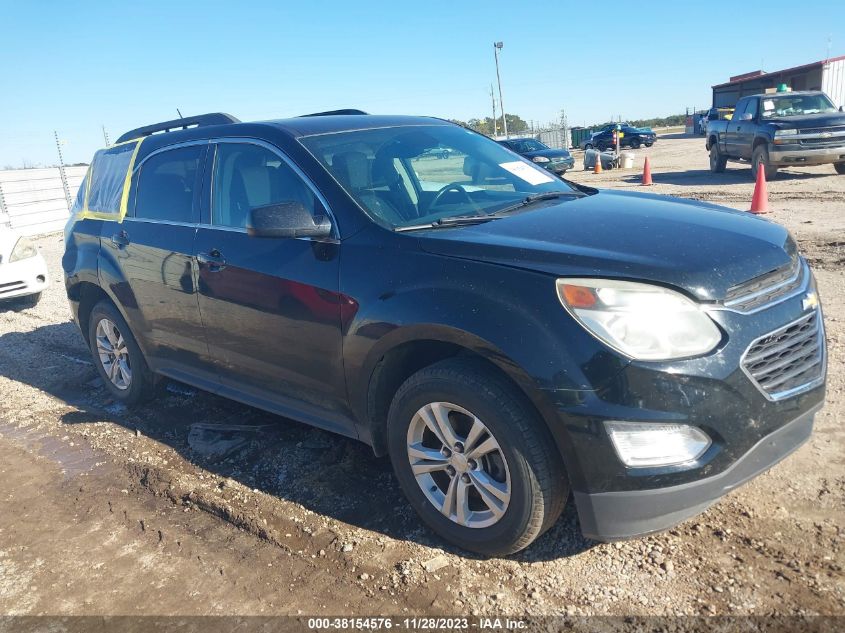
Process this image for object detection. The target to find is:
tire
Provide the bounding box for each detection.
[387,358,569,556]
[752,145,778,180]
[834,162,845,175]
[630,138,641,149]
[645,142,654,147]
[584,143,593,151]
[88,300,158,406]
[709,144,727,173]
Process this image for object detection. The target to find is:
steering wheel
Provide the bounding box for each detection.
[429,183,473,209]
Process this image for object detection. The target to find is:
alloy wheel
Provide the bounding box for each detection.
[406,402,511,528]
[95,318,132,390]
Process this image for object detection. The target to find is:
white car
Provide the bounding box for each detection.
[0,227,48,305]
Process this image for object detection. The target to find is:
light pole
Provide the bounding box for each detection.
[493,41,508,139]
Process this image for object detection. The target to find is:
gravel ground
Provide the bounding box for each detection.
[0,135,842,617]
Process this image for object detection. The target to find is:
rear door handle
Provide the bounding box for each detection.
[197,249,227,271]
[110,231,129,248]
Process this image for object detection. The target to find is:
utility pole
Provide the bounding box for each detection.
[54,130,72,210]
[493,41,508,138]
[102,125,110,147]
[490,84,498,137]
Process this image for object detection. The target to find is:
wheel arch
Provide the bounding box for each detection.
[362,326,559,459]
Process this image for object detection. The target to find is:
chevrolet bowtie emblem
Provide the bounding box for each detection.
[802,292,819,311]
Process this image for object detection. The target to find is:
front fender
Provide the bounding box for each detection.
[340,230,630,426]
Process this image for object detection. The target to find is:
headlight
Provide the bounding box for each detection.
[532,156,550,163]
[774,129,797,136]
[605,421,711,467]
[9,237,38,262]
[556,278,722,360]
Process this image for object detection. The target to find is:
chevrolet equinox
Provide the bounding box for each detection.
[63,111,827,555]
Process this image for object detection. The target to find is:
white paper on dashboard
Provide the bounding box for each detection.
[499,161,555,185]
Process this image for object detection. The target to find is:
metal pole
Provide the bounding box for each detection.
[102,125,110,147]
[54,130,73,210]
[0,180,9,229]
[490,84,497,137]
[493,42,508,139]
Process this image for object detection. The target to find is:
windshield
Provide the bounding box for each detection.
[761,94,837,118]
[300,124,579,229]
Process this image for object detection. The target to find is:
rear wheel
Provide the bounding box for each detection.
[387,358,568,556]
[709,144,727,173]
[88,301,158,406]
[630,138,641,149]
[584,143,593,151]
[752,145,778,180]
[834,162,845,175]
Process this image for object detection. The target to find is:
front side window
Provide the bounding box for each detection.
[511,139,547,153]
[301,125,580,229]
[134,145,204,223]
[212,143,317,228]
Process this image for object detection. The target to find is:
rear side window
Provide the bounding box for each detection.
[86,143,137,214]
[212,143,316,228]
[134,145,205,223]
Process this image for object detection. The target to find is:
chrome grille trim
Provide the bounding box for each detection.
[720,259,806,314]
[741,310,826,402]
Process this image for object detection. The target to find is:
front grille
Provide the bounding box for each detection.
[724,258,803,313]
[799,126,845,136]
[799,137,845,147]
[742,311,824,400]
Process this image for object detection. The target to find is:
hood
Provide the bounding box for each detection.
[416,190,793,302]
[522,148,571,159]
[766,111,845,130]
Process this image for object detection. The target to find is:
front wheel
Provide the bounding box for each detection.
[387,358,568,556]
[710,144,727,173]
[834,162,845,175]
[752,145,778,180]
[88,301,158,405]
[584,143,593,151]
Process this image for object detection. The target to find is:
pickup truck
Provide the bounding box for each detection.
[706,90,845,179]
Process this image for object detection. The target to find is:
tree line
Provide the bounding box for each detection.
[450,112,687,136]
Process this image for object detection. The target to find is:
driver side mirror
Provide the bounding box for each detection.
[741,112,754,121]
[247,201,332,239]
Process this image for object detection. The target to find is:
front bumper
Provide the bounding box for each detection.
[0,253,49,300]
[542,158,575,173]
[574,404,819,540]
[769,143,845,166]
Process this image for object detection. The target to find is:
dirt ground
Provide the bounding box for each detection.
[0,135,842,618]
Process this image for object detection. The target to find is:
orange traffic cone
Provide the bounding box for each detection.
[593,151,603,174]
[641,157,653,186]
[750,166,769,214]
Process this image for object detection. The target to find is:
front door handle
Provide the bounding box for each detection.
[197,249,227,271]
[110,230,129,248]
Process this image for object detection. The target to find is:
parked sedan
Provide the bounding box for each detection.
[592,126,657,151]
[497,138,575,174]
[0,227,48,306]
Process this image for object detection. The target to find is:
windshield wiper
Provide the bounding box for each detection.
[493,191,581,216]
[394,215,500,232]
[394,192,583,232]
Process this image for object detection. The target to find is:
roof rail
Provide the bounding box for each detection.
[299,109,369,117]
[115,113,240,144]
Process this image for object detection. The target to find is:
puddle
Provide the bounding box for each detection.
[0,423,102,479]
[187,422,273,459]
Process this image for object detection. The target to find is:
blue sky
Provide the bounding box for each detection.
[1,0,843,166]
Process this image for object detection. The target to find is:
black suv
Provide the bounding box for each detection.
[63,111,826,556]
[591,125,657,151]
